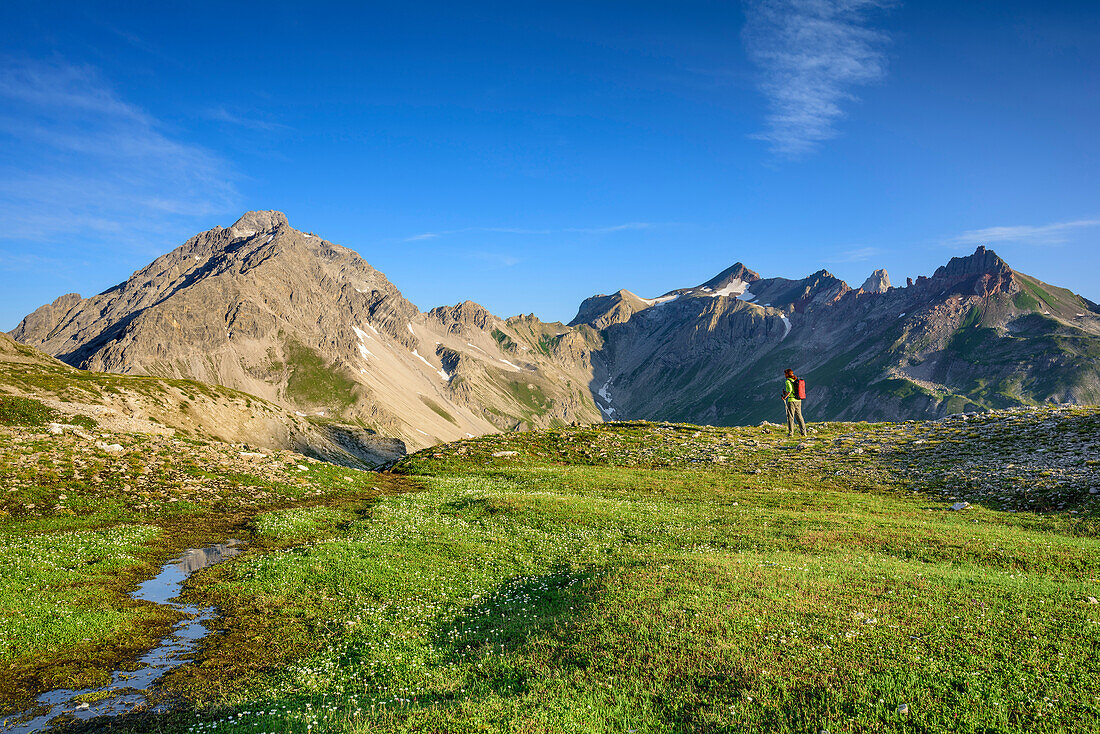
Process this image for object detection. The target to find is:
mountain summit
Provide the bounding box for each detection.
[12,213,1100,441]
[860,269,891,293]
[12,212,602,448]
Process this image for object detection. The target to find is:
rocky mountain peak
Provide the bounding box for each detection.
[428,300,496,333]
[229,210,289,238]
[568,289,655,329]
[860,269,891,293]
[700,263,760,291]
[933,246,1011,279]
[10,293,83,346]
[928,246,1017,297]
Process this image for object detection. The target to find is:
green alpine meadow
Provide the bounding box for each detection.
[5,3,1100,732]
[2,383,1097,732]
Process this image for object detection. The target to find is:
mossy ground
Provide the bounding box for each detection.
[0,427,395,714]
[1,408,1098,733]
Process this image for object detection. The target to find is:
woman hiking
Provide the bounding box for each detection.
[782,368,807,438]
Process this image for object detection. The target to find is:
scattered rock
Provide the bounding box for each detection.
[950,502,970,511]
[492,451,518,457]
[897,703,909,715]
[1088,597,1098,604]
[96,442,125,453]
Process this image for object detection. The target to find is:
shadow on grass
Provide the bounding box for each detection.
[40,564,601,733]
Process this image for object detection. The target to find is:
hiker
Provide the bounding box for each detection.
[782,368,807,438]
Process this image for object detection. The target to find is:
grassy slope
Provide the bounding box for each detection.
[1,409,1098,733]
[0,336,398,468]
[0,417,394,711]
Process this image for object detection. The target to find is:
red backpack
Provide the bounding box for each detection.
[796,379,806,399]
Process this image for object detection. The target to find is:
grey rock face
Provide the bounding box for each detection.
[10,211,603,449]
[934,245,1010,278]
[860,269,891,293]
[228,209,288,236]
[13,293,83,346]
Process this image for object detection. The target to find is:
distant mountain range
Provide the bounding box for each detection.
[12,211,1100,446]
[570,245,1100,426]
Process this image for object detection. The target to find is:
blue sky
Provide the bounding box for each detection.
[1,0,1097,330]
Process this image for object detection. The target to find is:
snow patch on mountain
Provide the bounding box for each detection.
[412,349,450,381]
[352,326,374,361]
[640,294,679,307]
[708,279,749,299]
[597,377,616,417]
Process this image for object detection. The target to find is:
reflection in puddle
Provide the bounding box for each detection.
[5,541,243,733]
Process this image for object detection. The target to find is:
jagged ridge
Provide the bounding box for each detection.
[11,213,1100,441]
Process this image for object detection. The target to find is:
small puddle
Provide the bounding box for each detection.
[5,541,243,733]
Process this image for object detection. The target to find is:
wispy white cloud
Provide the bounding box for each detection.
[826,246,880,263]
[743,0,893,157]
[0,59,239,248]
[948,219,1100,247]
[566,222,653,234]
[405,232,441,242]
[206,106,291,131]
